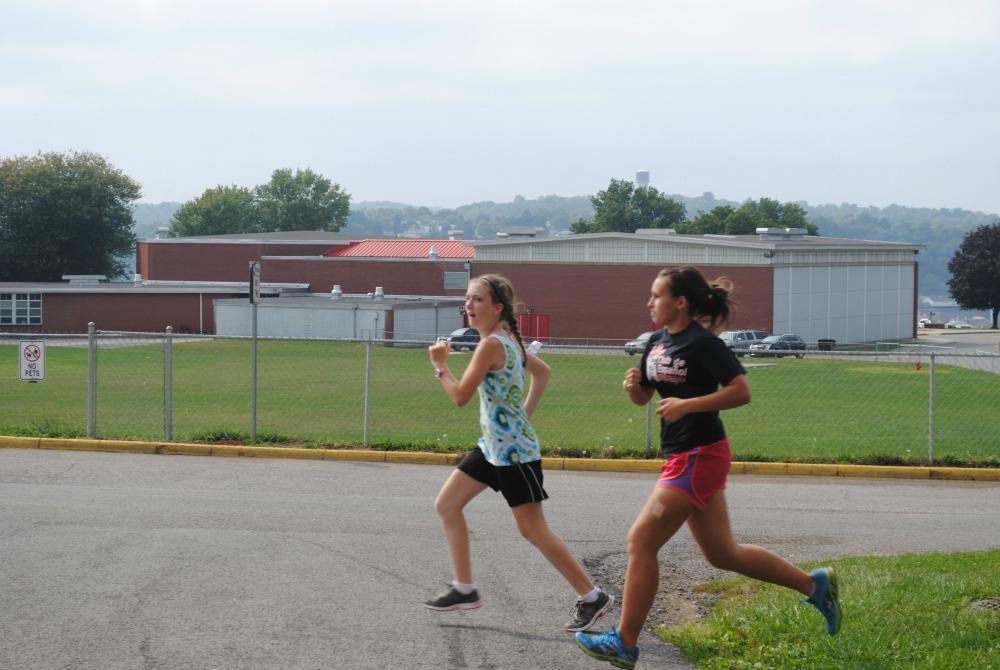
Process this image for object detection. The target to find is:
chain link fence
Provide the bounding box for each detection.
[2,327,998,465]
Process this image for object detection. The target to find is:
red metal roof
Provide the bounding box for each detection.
[323,239,475,259]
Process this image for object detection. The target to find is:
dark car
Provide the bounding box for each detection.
[624,331,655,356]
[446,327,480,351]
[719,330,770,357]
[748,334,807,358]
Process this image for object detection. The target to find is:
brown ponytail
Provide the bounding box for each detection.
[657,266,736,333]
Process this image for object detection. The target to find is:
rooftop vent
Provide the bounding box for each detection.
[133,273,142,287]
[155,226,170,239]
[373,286,384,300]
[634,228,676,236]
[62,275,108,286]
[428,245,439,259]
[756,227,807,240]
[497,227,538,237]
[330,284,343,299]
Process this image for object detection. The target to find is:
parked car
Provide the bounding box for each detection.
[624,330,655,356]
[748,334,807,358]
[446,327,480,350]
[945,319,972,329]
[719,329,770,357]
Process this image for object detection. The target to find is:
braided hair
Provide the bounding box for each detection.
[474,274,527,360]
[657,266,736,333]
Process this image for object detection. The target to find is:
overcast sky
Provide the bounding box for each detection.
[2,1,998,213]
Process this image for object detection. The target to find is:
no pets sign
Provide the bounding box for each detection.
[19,340,45,382]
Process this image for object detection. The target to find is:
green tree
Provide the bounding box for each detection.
[168,168,351,237]
[947,222,1000,329]
[255,168,350,232]
[168,186,258,237]
[571,178,687,233]
[680,198,818,235]
[0,151,140,281]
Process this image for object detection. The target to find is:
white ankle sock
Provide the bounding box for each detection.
[580,587,602,603]
[452,580,477,595]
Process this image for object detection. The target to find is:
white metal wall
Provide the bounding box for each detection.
[214,300,463,341]
[773,264,915,344]
[215,301,387,339]
[479,237,770,265]
[392,306,463,341]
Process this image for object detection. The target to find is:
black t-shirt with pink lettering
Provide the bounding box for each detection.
[637,322,746,456]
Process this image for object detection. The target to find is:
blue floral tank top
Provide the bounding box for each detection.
[476,332,541,466]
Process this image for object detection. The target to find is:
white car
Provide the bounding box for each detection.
[944,319,972,329]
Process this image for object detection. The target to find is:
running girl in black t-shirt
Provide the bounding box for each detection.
[576,267,842,669]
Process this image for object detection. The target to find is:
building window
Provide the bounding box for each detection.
[0,293,42,325]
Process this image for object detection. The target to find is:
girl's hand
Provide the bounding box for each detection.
[623,367,643,392]
[428,339,451,367]
[656,396,689,422]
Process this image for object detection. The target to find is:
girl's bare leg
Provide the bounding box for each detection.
[511,502,593,595]
[686,490,813,595]
[617,487,695,648]
[434,469,488,584]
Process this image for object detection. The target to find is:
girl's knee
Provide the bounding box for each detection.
[516,520,547,545]
[626,528,661,556]
[434,495,463,518]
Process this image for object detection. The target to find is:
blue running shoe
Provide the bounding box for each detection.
[575,626,639,669]
[805,567,842,635]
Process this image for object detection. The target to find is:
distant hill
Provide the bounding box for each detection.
[135,195,997,297]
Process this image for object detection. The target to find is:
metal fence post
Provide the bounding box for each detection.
[164,326,173,441]
[87,322,97,438]
[928,353,936,465]
[645,402,653,458]
[250,303,258,443]
[363,340,372,448]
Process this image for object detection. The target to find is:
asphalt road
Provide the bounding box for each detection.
[2,449,999,670]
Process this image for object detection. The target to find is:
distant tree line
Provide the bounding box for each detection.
[569,178,819,236]
[3,150,994,302]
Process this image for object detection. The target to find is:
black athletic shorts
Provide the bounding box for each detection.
[457,447,549,508]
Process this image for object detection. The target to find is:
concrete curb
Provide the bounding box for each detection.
[2,435,999,482]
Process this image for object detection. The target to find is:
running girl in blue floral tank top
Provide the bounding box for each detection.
[422,274,612,634]
[476,331,541,465]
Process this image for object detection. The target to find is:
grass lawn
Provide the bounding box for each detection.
[0,340,997,465]
[661,549,1000,669]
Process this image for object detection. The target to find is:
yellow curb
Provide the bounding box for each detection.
[385,452,453,465]
[37,437,159,455]
[0,435,40,449]
[1,436,998,481]
[236,446,326,459]
[541,457,565,470]
[787,463,840,477]
[562,458,661,473]
[739,462,789,476]
[930,467,1000,482]
[323,449,387,463]
[835,464,933,479]
[210,445,244,457]
[157,443,213,456]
